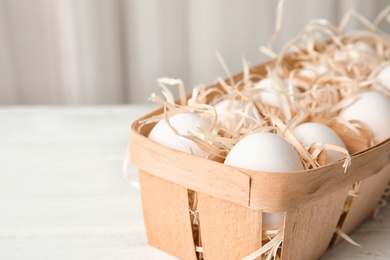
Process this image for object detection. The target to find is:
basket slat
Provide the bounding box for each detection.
[131,132,251,209]
[242,139,389,212]
[131,118,390,213]
[138,170,197,260]
[333,163,390,245]
[281,187,349,260]
[197,192,262,260]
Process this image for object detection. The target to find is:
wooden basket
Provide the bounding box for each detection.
[129,62,390,260]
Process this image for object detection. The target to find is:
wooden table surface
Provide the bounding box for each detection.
[0,106,389,260]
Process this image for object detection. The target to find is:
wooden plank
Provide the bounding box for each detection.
[131,130,251,208]
[138,170,197,260]
[281,187,349,260]
[334,163,390,245]
[131,79,390,214]
[243,139,389,212]
[132,116,389,214]
[197,192,262,260]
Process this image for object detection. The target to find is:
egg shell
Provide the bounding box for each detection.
[214,99,260,130]
[377,64,390,90]
[224,132,303,172]
[214,99,243,112]
[291,122,347,164]
[354,41,375,53]
[298,64,328,79]
[334,42,375,61]
[224,132,303,230]
[339,91,390,143]
[297,69,317,80]
[262,212,286,230]
[254,78,299,107]
[148,112,210,156]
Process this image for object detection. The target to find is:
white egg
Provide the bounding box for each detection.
[214,99,243,110]
[377,64,390,91]
[298,64,328,79]
[254,78,299,107]
[224,132,303,172]
[291,122,347,164]
[339,91,390,143]
[262,212,286,230]
[148,112,210,156]
[354,41,375,53]
[335,42,374,62]
[224,132,303,230]
[296,69,317,80]
[214,99,260,130]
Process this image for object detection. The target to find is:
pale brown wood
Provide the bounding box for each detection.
[131,129,251,208]
[309,146,327,166]
[138,170,197,260]
[243,139,389,212]
[334,163,390,245]
[131,117,390,213]
[326,121,371,154]
[196,193,262,260]
[281,187,350,260]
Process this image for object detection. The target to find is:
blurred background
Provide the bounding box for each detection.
[0,0,389,105]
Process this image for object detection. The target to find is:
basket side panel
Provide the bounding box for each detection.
[334,163,390,245]
[138,170,197,260]
[130,131,251,209]
[197,193,262,260]
[281,187,349,260]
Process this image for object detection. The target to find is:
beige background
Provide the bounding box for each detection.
[0,0,389,105]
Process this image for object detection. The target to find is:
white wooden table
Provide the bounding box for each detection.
[0,106,388,260]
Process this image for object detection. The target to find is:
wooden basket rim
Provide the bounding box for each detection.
[130,57,390,212]
[130,111,389,212]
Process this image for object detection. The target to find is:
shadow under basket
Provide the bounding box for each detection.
[129,62,390,260]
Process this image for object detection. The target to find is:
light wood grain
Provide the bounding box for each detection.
[130,129,251,209]
[334,163,390,245]
[138,170,197,260]
[131,106,390,213]
[281,188,350,260]
[243,139,389,212]
[197,193,262,260]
